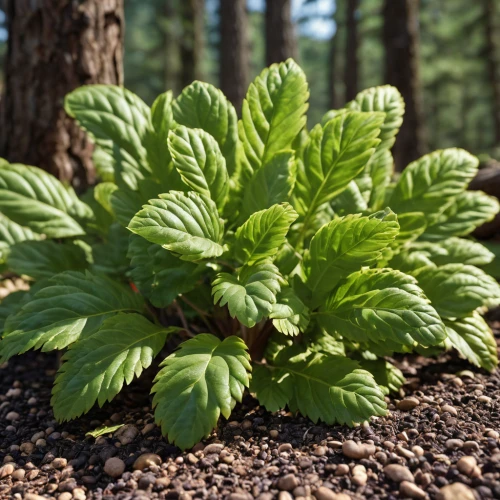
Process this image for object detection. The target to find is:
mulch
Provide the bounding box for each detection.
[1,323,500,499]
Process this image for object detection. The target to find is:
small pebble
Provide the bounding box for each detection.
[133,453,162,470]
[277,473,300,491]
[384,464,414,483]
[5,411,19,421]
[445,439,464,450]
[397,397,420,411]
[204,443,224,454]
[313,487,338,500]
[440,404,458,416]
[400,480,426,499]
[104,457,126,478]
[436,483,476,500]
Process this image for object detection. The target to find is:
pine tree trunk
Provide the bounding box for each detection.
[344,0,359,102]
[265,0,298,66]
[0,0,124,187]
[179,0,205,89]
[220,0,249,111]
[383,0,426,170]
[164,0,180,95]
[485,0,500,144]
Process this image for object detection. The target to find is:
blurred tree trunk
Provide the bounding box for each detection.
[484,0,500,144]
[220,0,249,111]
[328,3,343,110]
[383,0,426,170]
[164,0,180,95]
[265,0,298,65]
[344,0,359,102]
[179,0,205,88]
[0,0,123,187]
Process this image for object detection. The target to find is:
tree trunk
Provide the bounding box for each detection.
[0,0,124,187]
[163,0,180,96]
[484,0,500,144]
[219,0,249,111]
[179,0,205,89]
[265,0,298,66]
[383,0,426,170]
[344,0,359,102]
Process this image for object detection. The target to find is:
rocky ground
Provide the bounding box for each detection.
[0,329,500,500]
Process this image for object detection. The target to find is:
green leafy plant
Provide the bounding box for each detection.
[1,60,499,449]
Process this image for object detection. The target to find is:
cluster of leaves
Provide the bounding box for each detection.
[0,60,499,450]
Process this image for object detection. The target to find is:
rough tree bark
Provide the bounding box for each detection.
[219,0,249,112]
[383,0,426,170]
[484,0,500,144]
[179,0,205,89]
[344,0,359,102]
[265,0,298,66]
[0,0,124,187]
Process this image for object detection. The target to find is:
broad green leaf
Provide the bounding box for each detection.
[168,126,229,209]
[412,264,500,318]
[411,238,495,266]
[270,286,310,336]
[358,359,406,396]
[91,223,130,276]
[295,111,384,230]
[249,364,293,412]
[7,241,89,280]
[128,235,206,308]
[444,313,498,372]
[0,271,144,361]
[128,191,224,261]
[317,268,446,347]
[330,180,368,216]
[305,209,399,298]
[94,182,118,215]
[389,250,435,274]
[86,424,124,438]
[369,149,395,210]
[422,191,499,241]
[274,241,302,276]
[0,213,41,264]
[52,314,175,420]
[0,290,30,334]
[394,212,427,246]
[234,203,298,265]
[239,151,297,221]
[239,59,309,173]
[347,85,404,151]
[144,91,176,181]
[212,263,283,327]
[272,350,387,425]
[308,331,346,357]
[65,85,151,174]
[0,162,85,238]
[388,149,479,217]
[173,81,239,177]
[152,334,251,449]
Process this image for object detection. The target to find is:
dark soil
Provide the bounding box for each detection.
[1,326,500,500]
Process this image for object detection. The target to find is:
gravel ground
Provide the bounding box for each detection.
[1,326,500,500]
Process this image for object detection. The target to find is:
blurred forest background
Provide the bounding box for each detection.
[0,0,499,179]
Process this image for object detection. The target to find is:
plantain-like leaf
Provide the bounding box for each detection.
[128,191,225,261]
[270,286,310,336]
[412,264,500,318]
[0,213,41,265]
[444,313,498,372]
[389,249,435,274]
[65,85,151,175]
[168,126,229,209]
[388,148,479,218]
[173,81,239,177]
[274,241,302,276]
[305,209,399,298]
[128,235,206,308]
[317,268,446,347]
[52,314,176,421]
[358,359,406,396]
[249,364,293,412]
[239,151,297,221]
[91,223,131,276]
[0,271,144,361]
[269,349,387,425]
[234,203,298,265]
[295,111,384,229]
[422,191,499,241]
[7,240,89,280]
[239,59,309,174]
[212,263,283,328]
[152,334,251,450]
[0,162,86,238]
[330,180,368,216]
[411,238,495,267]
